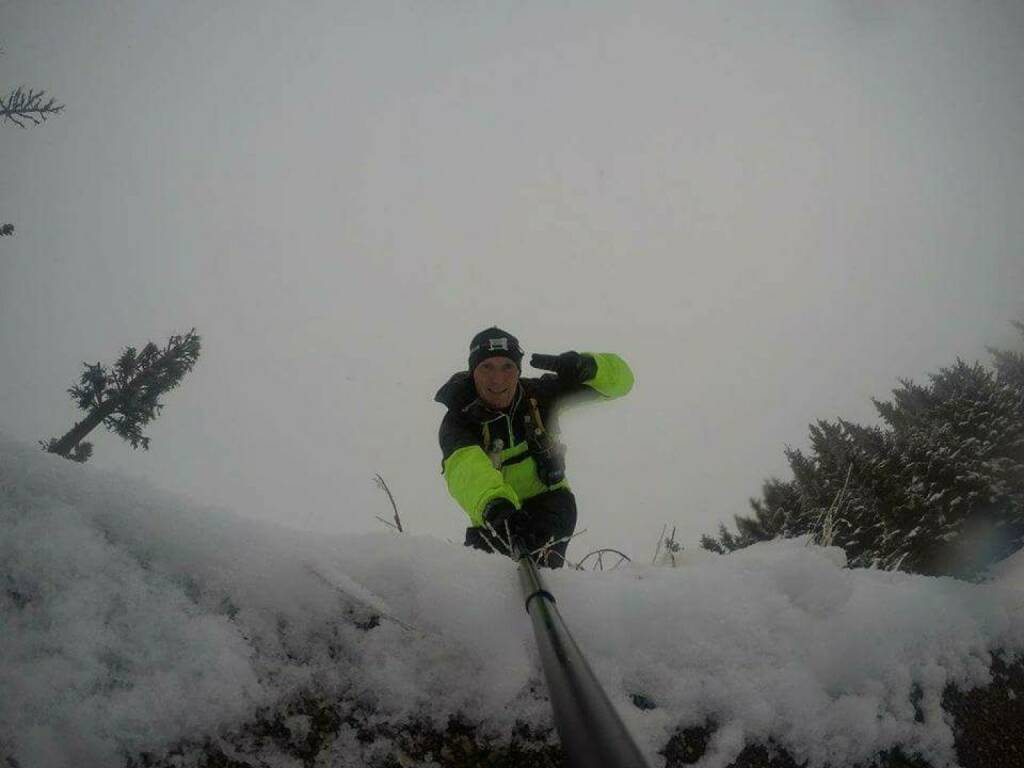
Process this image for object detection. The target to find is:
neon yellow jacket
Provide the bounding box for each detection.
[434,353,634,526]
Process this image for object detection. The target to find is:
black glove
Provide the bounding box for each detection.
[483,499,521,533]
[530,351,597,384]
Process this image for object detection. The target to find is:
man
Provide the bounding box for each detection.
[434,327,634,567]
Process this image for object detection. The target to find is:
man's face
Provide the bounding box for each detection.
[473,356,520,409]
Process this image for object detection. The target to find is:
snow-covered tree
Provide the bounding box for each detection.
[869,358,1024,575]
[989,320,1024,392]
[701,478,799,554]
[704,324,1024,578]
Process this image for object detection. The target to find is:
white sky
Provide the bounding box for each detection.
[2,0,1023,560]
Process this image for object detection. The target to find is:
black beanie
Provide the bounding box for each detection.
[468,327,523,371]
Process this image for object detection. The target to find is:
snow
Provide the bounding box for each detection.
[3,432,1024,768]
[988,546,1024,590]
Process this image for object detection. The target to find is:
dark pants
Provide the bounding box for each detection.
[464,489,578,568]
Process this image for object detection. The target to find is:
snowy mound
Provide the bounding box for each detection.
[2,432,1023,768]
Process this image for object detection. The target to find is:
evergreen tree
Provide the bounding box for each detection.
[703,323,1024,578]
[699,533,727,555]
[736,477,799,544]
[2,44,65,235]
[989,321,1024,392]
[700,524,740,554]
[870,359,1024,575]
[42,330,201,462]
[699,479,798,554]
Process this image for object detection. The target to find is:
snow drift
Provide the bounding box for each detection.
[2,431,1022,768]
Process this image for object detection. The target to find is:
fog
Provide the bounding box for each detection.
[2,0,1023,561]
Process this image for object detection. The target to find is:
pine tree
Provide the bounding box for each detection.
[699,533,727,554]
[870,359,1024,575]
[738,477,799,542]
[989,321,1024,392]
[702,323,1024,578]
[2,45,66,235]
[42,330,201,462]
[700,524,740,554]
[700,478,798,554]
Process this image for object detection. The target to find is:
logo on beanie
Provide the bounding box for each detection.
[472,337,510,354]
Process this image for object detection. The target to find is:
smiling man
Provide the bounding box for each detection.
[434,327,634,567]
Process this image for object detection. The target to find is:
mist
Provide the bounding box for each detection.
[2,0,1023,561]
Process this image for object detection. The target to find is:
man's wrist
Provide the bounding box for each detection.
[578,353,598,382]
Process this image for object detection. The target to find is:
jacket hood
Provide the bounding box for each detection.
[434,371,475,410]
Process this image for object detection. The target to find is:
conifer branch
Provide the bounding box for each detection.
[1,86,65,128]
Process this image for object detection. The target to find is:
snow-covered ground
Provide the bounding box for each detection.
[2,431,1023,768]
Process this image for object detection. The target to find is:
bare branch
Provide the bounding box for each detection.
[373,473,403,532]
[651,523,667,564]
[374,515,399,531]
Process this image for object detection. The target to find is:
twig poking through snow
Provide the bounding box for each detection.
[373,473,403,532]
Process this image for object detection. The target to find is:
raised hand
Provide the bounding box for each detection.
[530,352,597,384]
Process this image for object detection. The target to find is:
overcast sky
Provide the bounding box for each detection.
[2,0,1023,561]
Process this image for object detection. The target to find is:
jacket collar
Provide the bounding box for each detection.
[434,371,524,424]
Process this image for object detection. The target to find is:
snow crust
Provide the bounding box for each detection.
[988,546,1024,590]
[2,432,1023,768]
